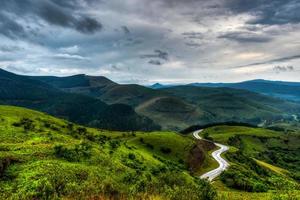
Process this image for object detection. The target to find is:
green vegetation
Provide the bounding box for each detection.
[163,86,300,125]
[201,125,300,199]
[29,71,300,131]
[0,105,216,200]
[0,68,159,131]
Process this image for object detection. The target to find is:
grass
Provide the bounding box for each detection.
[1,105,299,199]
[0,105,216,200]
[255,159,288,176]
[201,125,281,144]
[200,125,300,199]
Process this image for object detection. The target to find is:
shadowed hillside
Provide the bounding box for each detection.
[0,69,159,131]
[29,72,300,131]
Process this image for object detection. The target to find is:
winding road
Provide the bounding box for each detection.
[193,130,229,181]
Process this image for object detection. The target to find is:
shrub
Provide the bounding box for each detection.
[139,138,144,144]
[54,142,92,162]
[109,141,120,149]
[67,123,74,130]
[128,153,136,160]
[12,118,35,132]
[160,147,172,154]
[77,127,87,135]
[146,143,154,149]
[220,165,268,192]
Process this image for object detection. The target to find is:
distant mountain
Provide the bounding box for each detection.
[162,86,300,123]
[0,68,160,131]
[148,83,177,89]
[149,83,165,89]
[189,79,300,102]
[31,73,300,131]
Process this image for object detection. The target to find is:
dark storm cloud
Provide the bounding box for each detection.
[233,55,300,68]
[225,0,300,25]
[0,13,26,39]
[140,50,169,61]
[218,31,272,43]
[0,0,102,38]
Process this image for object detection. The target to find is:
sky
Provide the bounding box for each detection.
[0,0,300,84]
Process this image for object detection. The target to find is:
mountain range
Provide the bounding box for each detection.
[22,70,300,131]
[150,79,300,102]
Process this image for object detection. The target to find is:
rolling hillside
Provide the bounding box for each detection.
[190,79,300,102]
[29,72,300,131]
[0,69,159,131]
[162,86,300,124]
[200,125,300,199]
[0,105,215,200]
[0,105,299,200]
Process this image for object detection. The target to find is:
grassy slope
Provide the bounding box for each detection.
[136,96,206,131]
[0,105,216,200]
[201,125,300,199]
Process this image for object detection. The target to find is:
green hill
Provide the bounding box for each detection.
[0,105,215,200]
[162,86,300,124]
[190,79,300,102]
[31,73,300,131]
[0,105,299,200]
[200,125,300,199]
[0,69,159,131]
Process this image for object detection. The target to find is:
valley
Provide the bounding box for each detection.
[0,69,299,200]
[28,71,300,131]
[0,105,299,199]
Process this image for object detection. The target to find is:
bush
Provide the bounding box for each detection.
[146,143,154,149]
[160,147,172,154]
[109,140,120,149]
[77,127,87,135]
[54,142,92,162]
[12,118,35,132]
[220,165,268,192]
[128,153,136,160]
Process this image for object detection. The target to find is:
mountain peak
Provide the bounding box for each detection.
[150,83,164,89]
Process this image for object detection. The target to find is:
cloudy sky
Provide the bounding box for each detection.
[0,0,300,84]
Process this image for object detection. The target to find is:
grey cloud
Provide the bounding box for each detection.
[232,55,300,68]
[122,26,131,34]
[225,0,300,25]
[218,31,272,43]
[148,60,162,65]
[182,32,204,40]
[0,0,102,38]
[185,42,201,47]
[0,45,23,52]
[140,50,169,61]
[0,13,26,39]
[5,65,33,74]
[34,0,102,34]
[273,65,294,73]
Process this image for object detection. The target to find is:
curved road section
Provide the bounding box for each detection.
[193,130,229,181]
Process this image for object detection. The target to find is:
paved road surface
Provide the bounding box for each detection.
[193,130,229,181]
